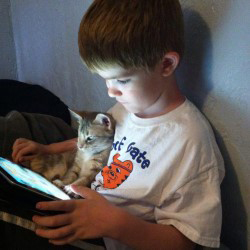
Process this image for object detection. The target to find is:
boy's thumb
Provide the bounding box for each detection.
[71,184,92,199]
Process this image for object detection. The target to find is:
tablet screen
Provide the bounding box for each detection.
[0,157,70,200]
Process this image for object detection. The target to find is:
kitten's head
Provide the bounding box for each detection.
[77,113,115,155]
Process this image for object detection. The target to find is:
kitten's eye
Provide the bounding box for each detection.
[116,168,121,173]
[117,79,130,84]
[86,136,94,143]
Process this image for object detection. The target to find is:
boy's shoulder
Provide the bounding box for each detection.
[174,99,214,140]
[108,99,214,140]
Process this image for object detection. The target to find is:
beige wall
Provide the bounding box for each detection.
[178,1,249,249]
[0,0,17,79]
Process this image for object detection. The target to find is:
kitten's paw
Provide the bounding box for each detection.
[63,184,73,193]
[52,179,64,189]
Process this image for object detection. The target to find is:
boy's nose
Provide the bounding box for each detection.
[108,88,122,97]
[106,82,122,97]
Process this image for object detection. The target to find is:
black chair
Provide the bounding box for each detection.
[0,79,71,125]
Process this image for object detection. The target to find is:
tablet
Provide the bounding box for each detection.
[0,157,70,216]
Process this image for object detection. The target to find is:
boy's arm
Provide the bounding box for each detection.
[12,138,77,162]
[108,204,195,250]
[46,138,78,154]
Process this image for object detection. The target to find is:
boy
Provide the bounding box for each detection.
[12,0,225,249]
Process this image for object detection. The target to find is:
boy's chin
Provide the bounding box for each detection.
[123,106,144,115]
[120,103,138,113]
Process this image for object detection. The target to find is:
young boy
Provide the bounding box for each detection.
[12,0,225,249]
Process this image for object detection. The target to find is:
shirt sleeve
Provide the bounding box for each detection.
[154,166,223,248]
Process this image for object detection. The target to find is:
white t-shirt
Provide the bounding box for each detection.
[91,99,225,249]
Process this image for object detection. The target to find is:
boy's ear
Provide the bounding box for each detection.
[161,52,180,77]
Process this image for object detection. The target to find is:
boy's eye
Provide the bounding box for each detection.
[117,79,130,84]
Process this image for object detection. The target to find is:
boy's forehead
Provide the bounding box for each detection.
[96,66,138,80]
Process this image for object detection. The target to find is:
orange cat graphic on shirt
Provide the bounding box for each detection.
[101,153,133,189]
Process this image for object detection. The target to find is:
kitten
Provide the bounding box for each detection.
[28,112,115,197]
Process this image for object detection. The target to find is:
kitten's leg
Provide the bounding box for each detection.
[60,169,79,185]
[52,171,77,189]
[53,163,80,190]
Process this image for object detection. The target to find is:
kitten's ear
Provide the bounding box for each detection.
[69,109,83,129]
[94,114,113,130]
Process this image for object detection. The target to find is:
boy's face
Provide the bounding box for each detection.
[96,64,167,117]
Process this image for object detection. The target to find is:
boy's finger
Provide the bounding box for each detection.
[12,138,28,149]
[21,155,37,162]
[15,146,34,162]
[71,185,94,199]
[32,213,71,228]
[12,143,27,154]
[35,225,74,240]
[12,143,27,160]
[11,151,17,162]
[49,233,77,245]
[36,200,76,212]
[12,138,26,147]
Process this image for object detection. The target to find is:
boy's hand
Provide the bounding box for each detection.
[33,185,195,249]
[12,138,47,163]
[32,185,118,245]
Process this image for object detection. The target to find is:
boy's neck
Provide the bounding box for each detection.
[135,75,185,119]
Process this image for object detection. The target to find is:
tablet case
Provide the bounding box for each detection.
[0,157,69,217]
